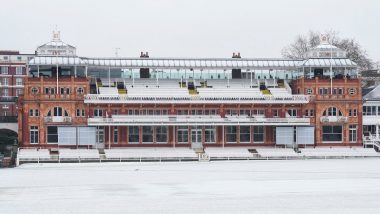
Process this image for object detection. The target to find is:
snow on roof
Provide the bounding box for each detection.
[364,84,380,101]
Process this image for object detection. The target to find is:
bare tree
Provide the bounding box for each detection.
[282,31,373,71]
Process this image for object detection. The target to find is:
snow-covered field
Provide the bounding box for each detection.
[1,159,380,214]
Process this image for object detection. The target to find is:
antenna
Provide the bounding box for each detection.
[115,48,120,57]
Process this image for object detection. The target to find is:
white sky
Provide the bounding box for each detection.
[0,0,379,61]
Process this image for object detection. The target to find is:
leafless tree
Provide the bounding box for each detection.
[282,30,373,71]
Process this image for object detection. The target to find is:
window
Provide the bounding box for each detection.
[226,126,237,143]
[363,106,376,116]
[252,109,265,116]
[305,109,314,117]
[287,109,297,117]
[253,126,264,142]
[156,126,167,143]
[47,126,58,144]
[240,126,251,143]
[349,125,357,142]
[81,109,85,117]
[29,109,34,116]
[35,109,39,117]
[273,109,279,117]
[1,67,8,75]
[322,126,342,142]
[177,126,188,143]
[2,89,8,96]
[94,109,103,117]
[128,126,139,143]
[319,88,328,95]
[30,126,39,144]
[77,87,84,94]
[96,126,104,144]
[204,126,215,143]
[16,67,23,75]
[113,127,118,144]
[348,109,357,117]
[16,89,23,96]
[306,88,313,94]
[53,107,63,116]
[2,78,8,86]
[31,87,38,95]
[16,78,22,86]
[323,107,342,116]
[76,109,81,117]
[142,126,153,143]
[348,88,356,95]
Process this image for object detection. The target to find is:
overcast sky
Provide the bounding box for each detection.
[0,0,379,61]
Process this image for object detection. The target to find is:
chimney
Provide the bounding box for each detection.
[140,52,144,57]
[146,52,149,58]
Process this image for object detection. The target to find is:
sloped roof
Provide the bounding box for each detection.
[364,84,380,101]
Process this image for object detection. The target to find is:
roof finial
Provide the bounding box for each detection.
[52,26,61,42]
[320,34,329,45]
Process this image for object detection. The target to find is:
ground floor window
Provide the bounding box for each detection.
[96,126,104,144]
[322,125,342,142]
[47,126,58,144]
[204,126,216,143]
[253,126,264,142]
[30,126,38,144]
[113,127,118,144]
[240,126,251,143]
[349,125,357,142]
[226,126,237,143]
[177,126,188,143]
[156,126,167,143]
[142,126,153,143]
[128,126,139,143]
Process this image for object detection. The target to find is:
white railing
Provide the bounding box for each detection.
[320,116,348,123]
[44,116,72,123]
[87,115,310,126]
[284,80,292,94]
[84,94,310,104]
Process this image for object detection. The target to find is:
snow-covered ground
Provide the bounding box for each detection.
[1,159,380,214]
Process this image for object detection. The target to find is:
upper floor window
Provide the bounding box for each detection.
[47,107,68,117]
[287,109,297,117]
[94,109,103,117]
[76,87,84,94]
[2,78,8,86]
[16,67,23,75]
[363,106,377,116]
[348,88,356,95]
[319,88,329,95]
[349,109,357,117]
[306,88,313,95]
[31,87,38,95]
[323,107,343,116]
[0,67,8,74]
[16,78,23,86]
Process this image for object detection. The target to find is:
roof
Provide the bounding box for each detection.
[29,56,304,69]
[302,58,357,67]
[29,56,86,66]
[363,84,380,101]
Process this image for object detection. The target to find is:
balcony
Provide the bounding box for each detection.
[0,96,17,104]
[44,116,72,123]
[320,116,348,123]
[84,94,310,104]
[87,115,310,126]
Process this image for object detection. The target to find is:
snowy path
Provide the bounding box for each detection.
[1,159,380,214]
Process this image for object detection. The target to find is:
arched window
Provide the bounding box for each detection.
[47,107,69,117]
[323,107,342,116]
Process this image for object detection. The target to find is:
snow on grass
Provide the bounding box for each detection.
[1,159,380,214]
